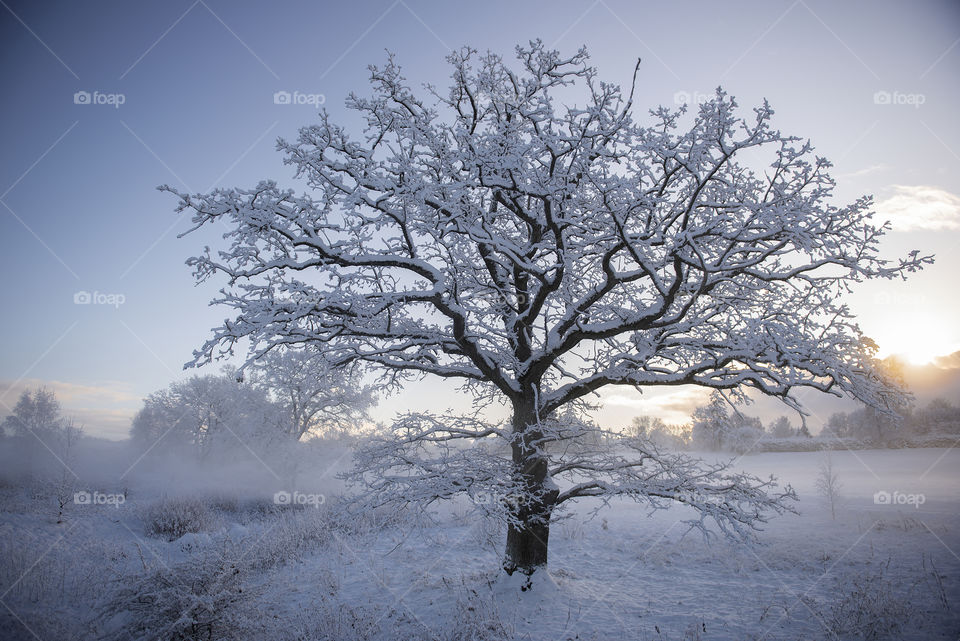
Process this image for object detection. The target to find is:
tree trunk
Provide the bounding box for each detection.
[503,395,558,579]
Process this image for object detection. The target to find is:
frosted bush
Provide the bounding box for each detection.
[100,540,257,641]
[440,593,515,641]
[247,507,332,571]
[801,569,914,641]
[142,496,216,541]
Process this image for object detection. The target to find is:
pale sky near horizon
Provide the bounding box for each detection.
[2,0,959,439]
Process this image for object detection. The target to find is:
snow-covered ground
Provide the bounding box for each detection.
[1,447,958,640]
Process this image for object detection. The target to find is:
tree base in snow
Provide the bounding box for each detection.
[493,566,560,597]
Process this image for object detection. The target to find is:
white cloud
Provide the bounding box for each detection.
[0,378,140,407]
[873,185,960,232]
[838,163,890,179]
[603,387,710,424]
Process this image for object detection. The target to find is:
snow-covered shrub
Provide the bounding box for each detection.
[142,496,216,541]
[439,592,515,641]
[0,528,108,605]
[334,501,407,536]
[0,525,124,639]
[247,507,332,571]
[556,517,586,541]
[802,569,912,640]
[273,602,384,641]
[100,540,258,641]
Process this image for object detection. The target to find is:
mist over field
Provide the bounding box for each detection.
[2,428,959,639]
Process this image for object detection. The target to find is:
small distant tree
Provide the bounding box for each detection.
[650,421,691,450]
[823,412,851,439]
[131,371,287,458]
[1,387,82,518]
[726,415,765,454]
[169,42,929,579]
[691,392,735,451]
[248,347,375,441]
[770,416,794,439]
[4,387,63,440]
[815,452,842,520]
[628,416,665,440]
[918,398,959,435]
[52,419,83,524]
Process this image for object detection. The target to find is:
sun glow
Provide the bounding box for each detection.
[870,321,956,366]
[901,346,946,366]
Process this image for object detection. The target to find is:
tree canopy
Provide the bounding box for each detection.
[168,41,930,577]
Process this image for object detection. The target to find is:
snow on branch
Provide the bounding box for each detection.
[168,39,930,420]
[341,412,519,521]
[170,40,930,570]
[551,434,797,542]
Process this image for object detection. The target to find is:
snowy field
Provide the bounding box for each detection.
[1,447,958,640]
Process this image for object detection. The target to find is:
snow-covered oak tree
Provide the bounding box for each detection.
[166,42,929,579]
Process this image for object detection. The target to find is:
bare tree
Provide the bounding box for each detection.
[248,347,375,441]
[770,416,795,439]
[52,418,82,525]
[131,371,287,459]
[815,452,842,520]
[167,42,929,579]
[1,387,82,521]
[4,387,63,439]
[691,391,735,451]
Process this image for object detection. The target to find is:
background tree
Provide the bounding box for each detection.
[691,391,735,451]
[248,347,375,441]
[0,387,82,516]
[917,398,959,435]
[51,418,82,524]
[4,387,63,440]
[690,392,766,453]
[168,42,929,579]
[823,411,852,439]
[726,415,766,455]
[769,415,795,439]
[131,371,287,459]
[814,451,842,520]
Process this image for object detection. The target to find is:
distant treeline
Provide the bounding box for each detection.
[629,393,960,453]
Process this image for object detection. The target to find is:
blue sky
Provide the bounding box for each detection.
[1,0,958,438]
